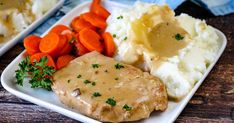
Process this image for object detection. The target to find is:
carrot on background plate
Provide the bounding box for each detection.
[30,53,56,69]
[90,0,101,12]
[102,32,116,57]
[74,34,90,56]
[39,32,64,58]
[79,28,103,53]
[81,12,107,29]
[49,25,70,34]
[71,17,96,32]
[56,55,76,69]
[61,30,76,43]
[23,35,41,55]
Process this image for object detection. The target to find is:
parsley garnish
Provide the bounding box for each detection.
[124,37,127,41]
[123,104,132,111]
[114,77,119,80]
[113,34,117,38]
[175,33,184,41]
[15,56,55,91]
[105,70,108,73]
[93,92,101,97]
[92,82,96,86]
[117,15,123,19]
[106,97,116,106]
[92,64,100,68]
[84,80,91,84]
[77,74,82,78]
[69,37,76,44]
[115,63,124,69]
[67,79,71,83]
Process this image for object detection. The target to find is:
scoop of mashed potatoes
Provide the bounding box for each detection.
[106,2,220,100]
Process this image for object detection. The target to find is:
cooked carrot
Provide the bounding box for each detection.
[102,32,116,57]
[74,34,89,56]
[92,5,110,20]
[81,12,107,29]
[23,35,41,55]
[39,32,63,58]
[61,30,76,42]
[56,55,76,69]
[49,25,70,34]
[71,17,96,32]
[79,28,103,52]
[90,0,101,12]
[30,53,56,69]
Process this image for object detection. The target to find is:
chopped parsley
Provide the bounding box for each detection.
[105,70,108,73]
[84,80,91,84]
[69,37,76,44]
[124,37,127,41]
[113,34,117,38]
[0,2,3,5]
[175,33,184,41]
[92,82,96,86]
[114,77,119,80]
[117,15,123,19]
[77,74,82,78]
[15,56,55,91]
[106,97,116,106]
[123,104,132,111]
[92,64,100,68]
[115,63,124,69]
[67,79,71,83]
[92,92,101,97]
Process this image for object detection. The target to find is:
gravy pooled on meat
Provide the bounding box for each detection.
[52,51,167,122]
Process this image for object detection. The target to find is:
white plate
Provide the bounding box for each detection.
[1,1,227,123]
[0,0,65,57]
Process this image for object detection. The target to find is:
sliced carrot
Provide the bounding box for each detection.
[79,28,103,52]
[102,32,116,57]
[49,25,70,34]
[90,0,101,12]
[81,12,107,29]
[74,34,89,56]
[23,35,41,55]
[61,30,76,43]
[39,32,62,58]
[92,5,110,20]
[30,53,56,69]
[71,17,96,32]
[56,55,76,69]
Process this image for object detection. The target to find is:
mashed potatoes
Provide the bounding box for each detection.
[106,2,220,100]
[0,0,57,43]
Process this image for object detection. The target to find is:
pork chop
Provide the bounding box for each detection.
[52,51,167,122]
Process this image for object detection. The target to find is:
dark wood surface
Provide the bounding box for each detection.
[0,1,233,123]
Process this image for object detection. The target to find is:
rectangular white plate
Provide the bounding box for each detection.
[1,1,227,123]
[0,0,65,57]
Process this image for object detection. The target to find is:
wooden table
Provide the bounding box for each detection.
[0,1,233,122]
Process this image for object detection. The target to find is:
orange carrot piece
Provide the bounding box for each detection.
[49,25,70,34]
[74,34,89,56]
[92,5,110,20]
[39,32,62,58]
[81,12,107,29]
[102,32,116,57]
[79,28,103,52]
[61,30,76,42]
[90,0,101,12]
[23,35,41,55]
[71,17,96,32]
[56,55,76,69]
[30,53,56,69]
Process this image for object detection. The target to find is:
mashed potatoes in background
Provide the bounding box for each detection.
[106,2,220,100]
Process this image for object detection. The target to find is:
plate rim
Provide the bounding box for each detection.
[1,1,227,123]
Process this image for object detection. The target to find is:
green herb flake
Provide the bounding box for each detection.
[92,82,96,86]
[104,70,108,73]
[124,37,127,41]
[69,37,76,44]
[84,80,91,84]
[117,15,123,19]
[175,33,184,41]
[92,64,100,69]
[115,63,124,69]
[92,92,101,97]
[67,79,71,83]
[77,74,82,78]
[113,34,117,38]
[123,104,132,111]
[114,77,119,80]
[106,97,116,106]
